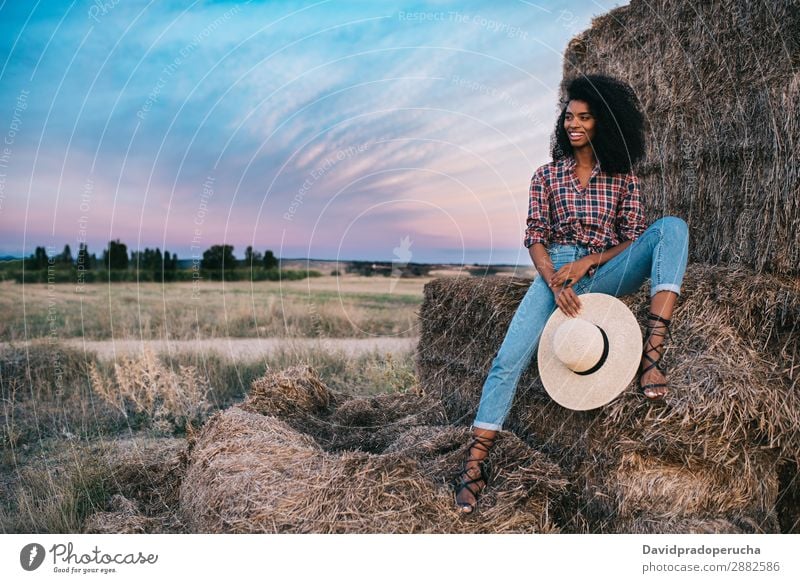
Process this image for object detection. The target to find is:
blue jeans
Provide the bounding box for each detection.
[472,216,689,431]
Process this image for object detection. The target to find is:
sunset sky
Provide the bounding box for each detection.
[0,0,625,265]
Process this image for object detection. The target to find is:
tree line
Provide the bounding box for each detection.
[7,240,309,283]
[23,240,279,271]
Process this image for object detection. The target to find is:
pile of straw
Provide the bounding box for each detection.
[178,370,567,533]
[562,0,800,275]
[415,264,799,532]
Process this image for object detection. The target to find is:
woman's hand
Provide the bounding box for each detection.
[549,256,592,288]
[548,256,593,317]
[550,285,582,317]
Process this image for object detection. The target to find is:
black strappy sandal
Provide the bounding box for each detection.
[640,312,673,400]
[453,432,496,514]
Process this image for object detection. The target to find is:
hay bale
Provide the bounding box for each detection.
[612,452,772,518]
[597,311,795,464]
[239,365,344,448]
[180,408,323,532]
[582,451,779,533]
[416,266,800,531]
[562,0,800,275]
[554,2,800,530]
[179,408,567,533]
[416,275,531,425]
[417,265,800,464]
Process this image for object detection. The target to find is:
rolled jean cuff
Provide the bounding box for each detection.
[472,420,502,431]
[651,283,681,297]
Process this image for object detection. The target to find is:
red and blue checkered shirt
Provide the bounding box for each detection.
[523,156,647,257]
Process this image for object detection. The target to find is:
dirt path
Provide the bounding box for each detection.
[2,337,419,360]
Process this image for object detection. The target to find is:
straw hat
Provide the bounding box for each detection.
[538,293,642,410]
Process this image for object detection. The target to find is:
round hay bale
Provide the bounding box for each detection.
[180,408,324,532]
[239,365,349,449]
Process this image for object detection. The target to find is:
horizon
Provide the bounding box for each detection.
[0,245,527,267]
[0,0,627,267]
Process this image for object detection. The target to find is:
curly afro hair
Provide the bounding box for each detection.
[551,74,646,174]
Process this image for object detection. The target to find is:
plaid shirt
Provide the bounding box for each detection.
[523,156,647,262]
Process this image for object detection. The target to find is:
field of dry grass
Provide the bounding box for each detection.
[0,274,433,341]
[0,273,446,532]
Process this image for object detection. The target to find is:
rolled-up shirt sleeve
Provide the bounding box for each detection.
[523,169,550,248]
[616,172,647,242]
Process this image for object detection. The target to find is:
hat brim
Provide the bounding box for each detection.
[538,293,643,410]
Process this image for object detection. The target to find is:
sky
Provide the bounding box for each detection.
[0,0,627,265]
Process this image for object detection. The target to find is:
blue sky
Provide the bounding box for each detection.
[0,0,626,264]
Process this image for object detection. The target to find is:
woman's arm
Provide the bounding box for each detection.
[616,173,646,243]
[523,170,550,251]
[529,242,555,281]
[523,169,582,316]
[549,239,634,289]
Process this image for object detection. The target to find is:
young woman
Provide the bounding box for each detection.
[453,74,689,514]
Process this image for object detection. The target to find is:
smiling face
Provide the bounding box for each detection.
[564,99,596,148]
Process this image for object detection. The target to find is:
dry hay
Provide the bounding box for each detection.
[417,264,800,462]
[244,364,337,417]
[179,407,568,533]
[177,260,798,533]
[83,437,188,533]
[240,365,448,453]
[323,392,448,452]
[613,452,774,518]
[562,0,800,275]
[777,460,800,533]
[612,517,745,535]
[582,451,779,534]
[173,262,798,533]
[416,265,800,531]
[83,495,156,534]
[597,311,792,464]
